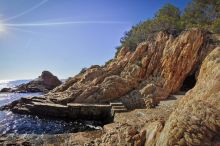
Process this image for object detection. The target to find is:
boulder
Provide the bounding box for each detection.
[140,84,170,107]
[0,88,12,92]
[15,71,62,93]
[39,71,62,90]
[140,83,156,97]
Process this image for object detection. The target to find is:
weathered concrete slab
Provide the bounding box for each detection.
[67,103,112,121]
[67,103,111,107]
[9,101,113,122]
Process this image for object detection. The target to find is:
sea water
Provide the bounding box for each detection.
[0,81,102,134]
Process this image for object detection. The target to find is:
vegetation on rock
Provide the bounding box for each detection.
[119,0,220,51]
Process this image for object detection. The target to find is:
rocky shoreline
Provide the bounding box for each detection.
[1,96,114,122]
[0,94,181,145]
[2,29,216,117]
[1,29,220,145]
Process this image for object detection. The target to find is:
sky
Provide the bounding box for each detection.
[0,0,191,80]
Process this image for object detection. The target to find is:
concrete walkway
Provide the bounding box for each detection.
[158,92,185,108]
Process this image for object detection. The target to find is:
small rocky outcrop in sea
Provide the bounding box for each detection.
[16,71,62,93]
[0,71,62,93]
[0,88,12,92]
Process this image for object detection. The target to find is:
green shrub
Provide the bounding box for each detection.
[212,18,220,33]
[154,4,182,31]
[114,46,122,58]
[118,0,220,53]
[120,4,181,51]
[182,0,220,29]
[120,20,154,51]
[105,59,114,66]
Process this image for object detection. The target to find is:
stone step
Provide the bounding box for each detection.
[31,99,45,103]
[32,96,46,100]
[50,99,58,102]
[31,102,68,108]
[13,107,30,114]
[25,104,34,108]
[112,108,127,112]
[112,106,127,110]
[112,109,127,113]
[110,102,123,106]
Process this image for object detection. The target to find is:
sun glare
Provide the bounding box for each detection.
[0,21,6,32]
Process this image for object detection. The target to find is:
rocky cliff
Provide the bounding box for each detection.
[2,29,220,145]
[4,29,216,109]
[153,47,220,146]
[86,30,220,146]
[42,29,215,108]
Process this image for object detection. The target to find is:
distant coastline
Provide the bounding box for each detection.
[0,80,30,90]
[0,79,66,91]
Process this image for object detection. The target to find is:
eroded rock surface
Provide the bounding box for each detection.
[38,29,215,107]
[154,47,220,146]
[2,29,220,146]
[3,29,217,118]
[87,48,220,145]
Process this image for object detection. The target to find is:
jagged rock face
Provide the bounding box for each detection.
[152,47,220,146]
[93,46,220,146]
[16,71,62,93]
[1,30,220,145]
[45,29,214,106]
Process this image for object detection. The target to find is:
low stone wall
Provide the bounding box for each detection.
[25,102,69,118]
[67,103,112,121]
[11,98,113,122]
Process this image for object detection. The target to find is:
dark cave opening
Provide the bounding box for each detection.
[180,73,197,92]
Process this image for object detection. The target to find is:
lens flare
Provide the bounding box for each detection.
[0,21,5,32]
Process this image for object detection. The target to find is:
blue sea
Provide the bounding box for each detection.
[0,80,101,135]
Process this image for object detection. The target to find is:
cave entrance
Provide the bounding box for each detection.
[180,73,197,92]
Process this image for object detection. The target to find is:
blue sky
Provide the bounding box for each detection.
[0,0,191,80]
